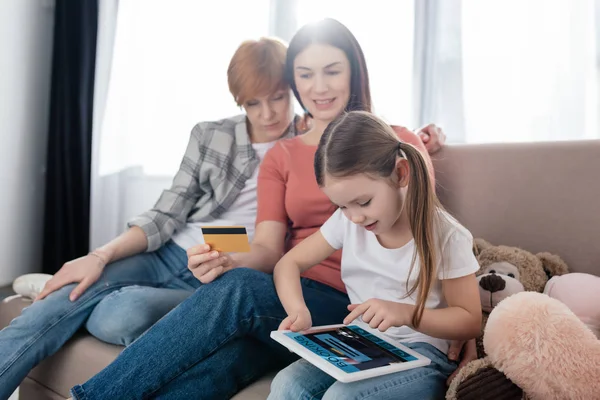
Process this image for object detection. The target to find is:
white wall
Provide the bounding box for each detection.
[0,0,55,286]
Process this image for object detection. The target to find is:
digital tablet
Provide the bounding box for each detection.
[270,324,431,383]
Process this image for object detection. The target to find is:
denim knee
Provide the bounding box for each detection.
[211,268,270,301]
[268,366,302,400]
[268,359,335,400]
[321,383,361,400]
[221,267,266,286]
[86,285,193,346]
[85,287,144,346]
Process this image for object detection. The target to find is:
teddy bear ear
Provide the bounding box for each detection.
[536,252,569,279]
[473,238,493,256]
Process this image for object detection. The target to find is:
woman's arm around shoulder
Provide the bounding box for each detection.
[391,125,436,184]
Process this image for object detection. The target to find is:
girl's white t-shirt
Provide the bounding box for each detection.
[319,208,480,355]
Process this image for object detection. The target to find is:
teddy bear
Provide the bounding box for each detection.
[445,239,569,400]
[480,273,600,400]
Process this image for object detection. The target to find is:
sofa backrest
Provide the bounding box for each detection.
[432,139,600,276]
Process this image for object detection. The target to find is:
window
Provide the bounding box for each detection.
[459,0,598,143]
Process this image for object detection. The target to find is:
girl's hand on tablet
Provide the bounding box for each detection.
[344,299,414,332]
[279,308,312,332]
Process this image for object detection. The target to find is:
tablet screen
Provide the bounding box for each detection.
[284,325,418,373]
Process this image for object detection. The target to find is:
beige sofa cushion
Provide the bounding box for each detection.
[0,296,119,396]
[432,140,600,274]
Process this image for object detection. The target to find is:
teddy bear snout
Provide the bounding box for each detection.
[479,274,506,293]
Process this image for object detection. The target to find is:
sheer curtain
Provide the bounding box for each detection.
[413,0,465,141]
[91,0,271,249]
[463,0,597,143]
[416,0,598,143]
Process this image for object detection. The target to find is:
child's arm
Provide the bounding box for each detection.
[408,273,481,340]
[344,274,481,340]
[274,231,337,332]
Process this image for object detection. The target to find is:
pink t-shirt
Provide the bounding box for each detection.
[256,126,433,293]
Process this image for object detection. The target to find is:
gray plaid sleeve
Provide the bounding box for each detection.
[128,124,205,252]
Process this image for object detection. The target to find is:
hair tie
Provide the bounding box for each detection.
[397,142,407,159]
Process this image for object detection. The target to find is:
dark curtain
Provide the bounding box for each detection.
[42,0,99,274]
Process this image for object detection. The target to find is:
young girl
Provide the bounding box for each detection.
[269,111,482,400]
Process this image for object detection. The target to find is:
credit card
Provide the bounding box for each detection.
[201,226,251,253]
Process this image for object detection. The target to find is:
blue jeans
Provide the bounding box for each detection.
[0,240,197,400]
[70,268,351,400]
[267,342,457,400]
[86,285,193,346]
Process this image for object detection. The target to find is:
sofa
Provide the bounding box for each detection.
[2,139,599,399]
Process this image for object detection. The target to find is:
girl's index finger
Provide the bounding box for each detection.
[343,303,369,325]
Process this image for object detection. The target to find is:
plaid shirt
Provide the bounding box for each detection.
[128,114,299,251]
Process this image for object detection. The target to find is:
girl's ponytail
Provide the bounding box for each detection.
[399,142,439,328]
